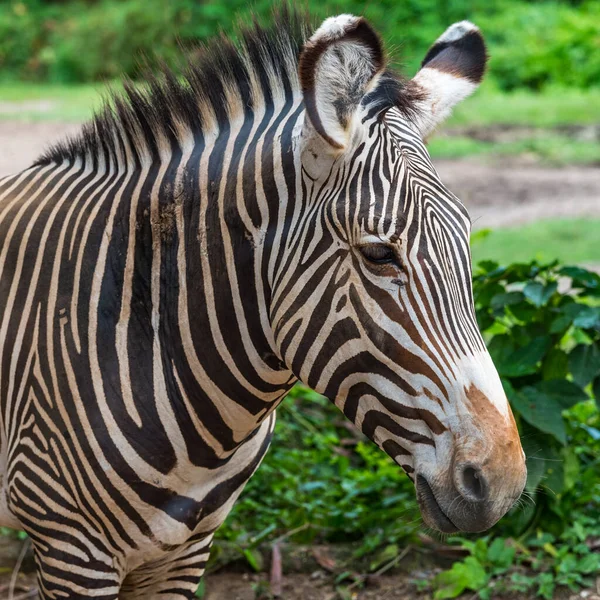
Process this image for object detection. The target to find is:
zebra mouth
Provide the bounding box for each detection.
[416,475,459,533]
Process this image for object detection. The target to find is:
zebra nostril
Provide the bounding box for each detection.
[459,464,488,502]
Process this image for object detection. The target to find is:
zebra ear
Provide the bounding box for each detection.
[299,15,385,153]
[412,21,487,139]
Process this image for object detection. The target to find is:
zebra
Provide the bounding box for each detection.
[0,9,526,599]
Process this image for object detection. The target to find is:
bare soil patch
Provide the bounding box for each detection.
[1,564,598,600]
[435,159,600,229]
[0,121,81,178]
[446,123,600,144]
[0,537,598,600]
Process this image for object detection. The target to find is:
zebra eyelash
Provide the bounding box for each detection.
[358,244,407,288]
[359,243,396,264]
[358,243,405,273]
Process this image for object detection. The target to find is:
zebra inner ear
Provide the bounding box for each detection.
[412,21,488,139]
[299,15,385,152]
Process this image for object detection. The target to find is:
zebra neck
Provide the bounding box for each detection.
[135,110,303,453]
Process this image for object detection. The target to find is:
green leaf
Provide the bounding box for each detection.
[572,520,587,543]
[509,386,567,444]
[523,281,557,307]
[474,260,501,276]
[242,547,264,572]
[195,579,206,598]
[510,572,535,593]
[563,446,580,492]
[576,553,600,574]
[475,282,504,308]
[491,291,525,313]
[573,306,600,329]
[369,544,398,572]
[593,375,600,411]
[525,452,546,493]
[335,586,354,600]
[535,379,588,409]
[471,228,492,245]
[488,335,516,371]
[464,538,489,564]
[544,460,565,495]
[559,266,600,289]
[582,424,600,440]
[537,572,556,600]
[542,542,558,558]
[550,302,588,333]
[496,336,551,377]
[509,302,538,324]
[541,348,569,381]
[569,344,600,387]
[248,523,277,548]
[550,313,572,333]
[520,428,560,492]
[433,556,489,599]
[334,571,354,585]
[479,587,492,600]
[487,538,516,570]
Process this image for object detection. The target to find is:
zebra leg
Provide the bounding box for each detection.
[30,539,122,600]
[120,534,214,599]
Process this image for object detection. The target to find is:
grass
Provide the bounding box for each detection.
[449,85,600,128]
[1,81,600,126]
[0,82,110,121]
[428,133,600,166]
[1,83,599,165]
[471,218,600,266]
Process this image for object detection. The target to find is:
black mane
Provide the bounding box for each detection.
[34,8,417,168]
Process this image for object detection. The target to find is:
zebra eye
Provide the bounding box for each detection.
[359,244,396,265]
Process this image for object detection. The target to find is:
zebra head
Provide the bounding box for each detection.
[272,16,526,533]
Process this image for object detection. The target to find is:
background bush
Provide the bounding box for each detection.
[0,0,599,90]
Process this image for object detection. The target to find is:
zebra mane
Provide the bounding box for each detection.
[34,7,416,168]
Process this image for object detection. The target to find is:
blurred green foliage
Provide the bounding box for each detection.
[219,385,419,549]
[0,0,598,90]
[217,261,600,596]
[430,522,600,599]
[474,261,600,518]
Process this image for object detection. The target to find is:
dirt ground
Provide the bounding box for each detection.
[0,121,599,229]
[1,565,599,600]
[1,571,418,600]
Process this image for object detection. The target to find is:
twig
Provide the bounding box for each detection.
[0,584,29,595]
[372,545,412,578]
[344,544,414,595]
[270,542,283,597]
[9,538,31,600]
[271,522,312,546]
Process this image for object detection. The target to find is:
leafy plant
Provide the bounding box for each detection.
[429,517,600,599]
[424,261,600,598]
[219,385,420,550]
[474,261,600,532]
[1,0,599,90]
